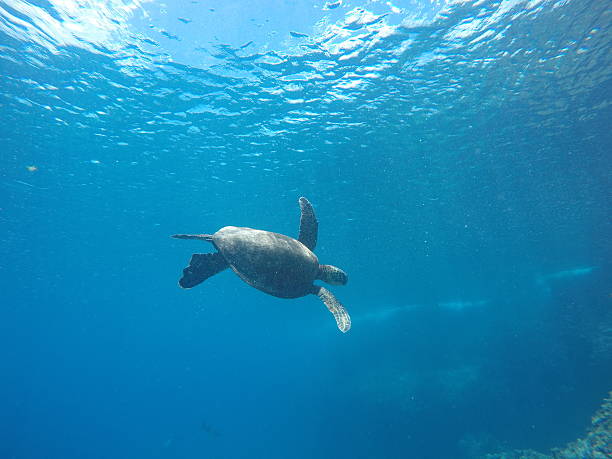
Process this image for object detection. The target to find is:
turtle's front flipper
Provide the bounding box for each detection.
[179,252,228,289]
[298,197,318,251]
[312,285,351,333]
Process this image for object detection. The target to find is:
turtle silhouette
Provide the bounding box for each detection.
[172,197,351,333]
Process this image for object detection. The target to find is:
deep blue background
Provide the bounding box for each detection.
[1,1,611,458]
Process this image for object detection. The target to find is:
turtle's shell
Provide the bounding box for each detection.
[212,226,319,298]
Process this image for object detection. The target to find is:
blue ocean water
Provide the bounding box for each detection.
[1,0,610,458]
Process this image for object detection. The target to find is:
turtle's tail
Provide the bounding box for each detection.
[171,234,214,242]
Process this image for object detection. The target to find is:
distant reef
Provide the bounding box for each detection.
[485,391,611,459]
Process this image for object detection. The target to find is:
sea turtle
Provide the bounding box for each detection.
[172,197,351,333]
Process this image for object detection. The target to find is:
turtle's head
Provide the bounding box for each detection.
[318,264,348,286]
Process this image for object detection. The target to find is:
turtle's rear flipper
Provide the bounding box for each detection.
[313,286,351,333]
[179,252,228,289]
[172,234,214,242]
